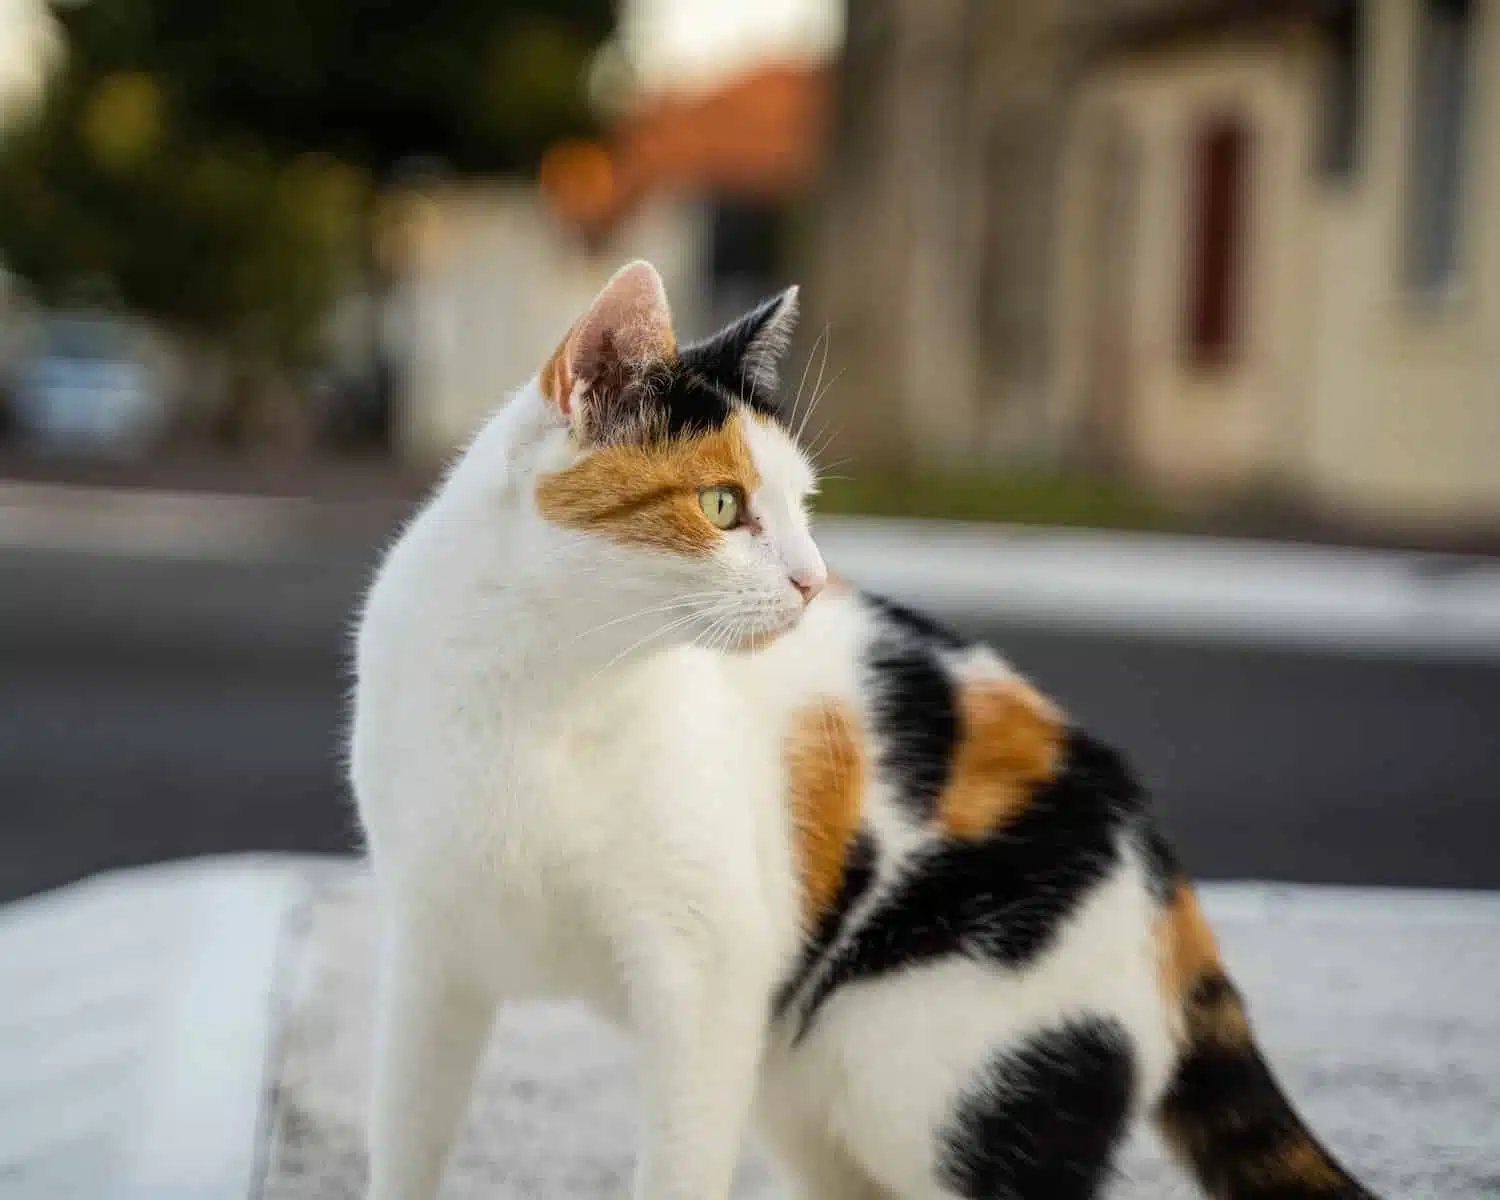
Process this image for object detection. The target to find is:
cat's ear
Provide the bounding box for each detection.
[542,260,675,419]
[681,286,799,403]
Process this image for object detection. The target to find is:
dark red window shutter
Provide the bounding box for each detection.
[1185,116,1250,367]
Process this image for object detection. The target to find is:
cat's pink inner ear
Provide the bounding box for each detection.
[543,261,675,418]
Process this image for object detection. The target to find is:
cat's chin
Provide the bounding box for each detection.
[727,631,782,655]
[726,616,802,655]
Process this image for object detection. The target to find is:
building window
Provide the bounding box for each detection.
[1184,115,1251,368]
[1405,0,1473,293]
[1320,0,1363,179]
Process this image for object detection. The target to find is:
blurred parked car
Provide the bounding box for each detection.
[11,313,168,457]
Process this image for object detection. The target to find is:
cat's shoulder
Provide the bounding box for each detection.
[846,586,1148,822]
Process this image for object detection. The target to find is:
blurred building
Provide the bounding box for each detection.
[566,63,828,326]
[821,0,1500,530]
[386,186,709,463]
[392,9,833,462]
[604,0,838,321]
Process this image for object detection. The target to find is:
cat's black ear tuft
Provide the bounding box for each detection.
[681,286,800,406]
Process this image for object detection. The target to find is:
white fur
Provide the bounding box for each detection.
[757,852,1177,1200]
[353,370,823,1200]
[352,303,1175,1200]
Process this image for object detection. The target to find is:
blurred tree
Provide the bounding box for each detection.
[0,0,613,448]
[161,0,611,176]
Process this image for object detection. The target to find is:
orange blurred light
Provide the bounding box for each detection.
[538,139,618,230]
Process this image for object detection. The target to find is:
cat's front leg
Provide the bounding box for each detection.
[619,907,777,1200]
[365,902,496,1200]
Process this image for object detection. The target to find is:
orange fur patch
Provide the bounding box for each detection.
[1159,883,1221,1001]
[937,678,1065,840]
[1158,876,1218,996]
[1270,1137,1348,1190]
[540,337,573,411]
[535,415,761,556]
[785,698,866,929]
[1158,882,1249,1045]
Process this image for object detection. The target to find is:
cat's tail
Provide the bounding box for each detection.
[1153,880,1379,1199]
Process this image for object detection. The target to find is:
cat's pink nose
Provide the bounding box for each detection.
[790,569,825,604]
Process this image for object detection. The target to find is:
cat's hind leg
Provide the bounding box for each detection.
[917,1017,1137,1200]
[798,979,1138,1200]
[365,905,497,1200]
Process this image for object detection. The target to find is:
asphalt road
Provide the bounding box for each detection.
[3,543,1499,904]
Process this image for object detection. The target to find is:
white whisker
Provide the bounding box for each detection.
[795,325,832,445]
[788,323,829,435]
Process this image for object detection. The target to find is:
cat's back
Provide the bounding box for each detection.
[768,583,1169,985]
[749,587,1179,1186]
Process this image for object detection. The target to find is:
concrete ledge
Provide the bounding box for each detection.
[4,857,1498,1198]
[0,856,329,1200]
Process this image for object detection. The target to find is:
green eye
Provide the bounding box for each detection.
[698,485,743,530]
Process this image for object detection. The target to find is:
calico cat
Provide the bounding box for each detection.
[350,262,1378,1200]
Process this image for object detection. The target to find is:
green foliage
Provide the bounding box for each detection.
[44,0,612,175]
[0,0,613,359]
[0,77,368,360]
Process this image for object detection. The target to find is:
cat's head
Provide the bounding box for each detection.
[532,260,825,652]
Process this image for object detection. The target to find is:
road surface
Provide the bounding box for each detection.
[3,510,1498,903]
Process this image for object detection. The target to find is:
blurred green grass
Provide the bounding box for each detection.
[813,470,1184,532]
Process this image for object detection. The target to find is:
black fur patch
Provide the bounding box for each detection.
[1187,969,1243,1018]
[1162,1044,1306,1186]
[677,292,791,411]
[862,592,967,650]
[656,364,741,439]
[774,830,878,1019]
[1160,1030,1373,1198]
[866,639,958,822]
[795,731,1145,1036]
[938,1016,1136,1200]
[585,324,786,446]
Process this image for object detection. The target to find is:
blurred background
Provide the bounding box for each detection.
[2,0,1499,904]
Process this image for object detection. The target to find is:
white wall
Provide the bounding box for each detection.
[392,186,709,463]
[1303,0,1500,526]
[1055,40,1321,492]
[1056,2,1500,529]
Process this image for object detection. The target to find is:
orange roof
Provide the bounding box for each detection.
[541,63,830,235]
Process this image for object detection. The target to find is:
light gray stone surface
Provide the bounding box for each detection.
[0,858,310,1200]
[3,856,1494,1199]
[261,869,1500,1199]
